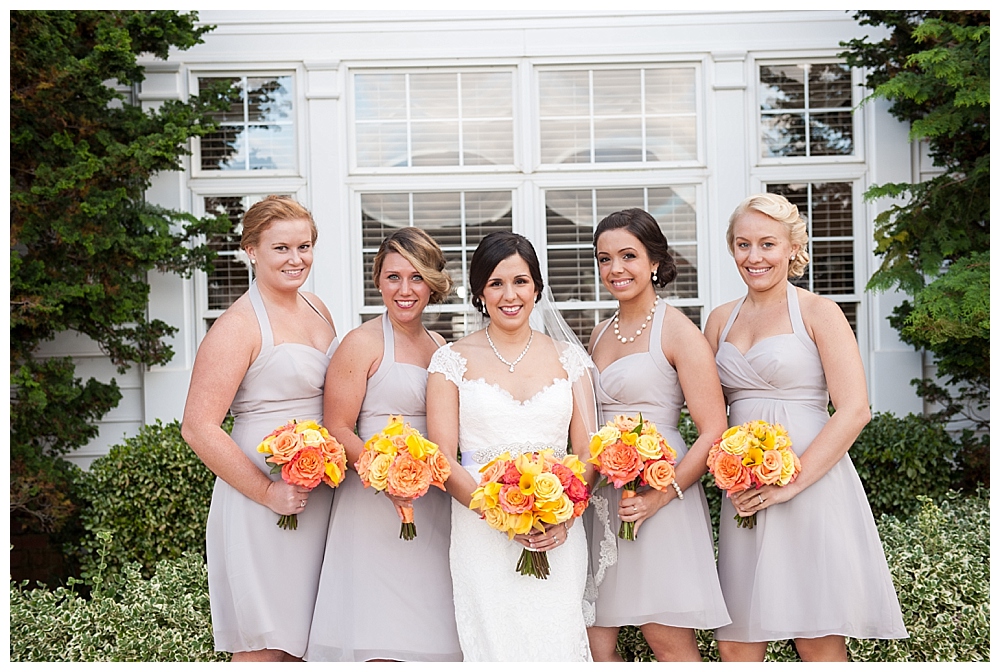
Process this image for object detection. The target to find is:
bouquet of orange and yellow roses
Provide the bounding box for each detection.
[257,419,348,530]
[469,449,590,579]
[706,420,800,529]
[355,415,451,540]
[588,414,678,540]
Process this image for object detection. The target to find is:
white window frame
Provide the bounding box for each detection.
[532,60,705,172]
[346,64,522,177]
[753,54,865,167]
[190,183,308,344]
[189,67,305,179]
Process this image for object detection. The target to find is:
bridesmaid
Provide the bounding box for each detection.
[306,227,462,662]
[182,196,338,661]
[704,193,907,661]
[587,209,731,661]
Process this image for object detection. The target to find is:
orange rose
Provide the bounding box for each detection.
[712,451,751,494]
[644,459,676,491]
[386,452,432,499]
[597,441,642,488]
[573,498,589,517]
[428,449,451,489]
[282,446,324,489]
[753,449,783,485]
[498,483,534,515]
[268,429,304,464]
[354,450,375,486]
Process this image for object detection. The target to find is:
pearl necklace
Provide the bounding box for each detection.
[485,325,533,373]
[613,298,658,344]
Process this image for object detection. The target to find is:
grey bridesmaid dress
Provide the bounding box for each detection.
[588,300,731,629]
[305,313,461,662]
[714,282,907,642]
[206,281,338,656]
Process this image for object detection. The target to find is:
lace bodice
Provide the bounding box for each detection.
[429,341,591,467]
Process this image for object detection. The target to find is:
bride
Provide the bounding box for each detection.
[427,232,596,662]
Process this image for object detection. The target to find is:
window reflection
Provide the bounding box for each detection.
[200,76,295,172]
[759,63,854,159]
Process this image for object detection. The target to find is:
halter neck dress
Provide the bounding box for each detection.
[206,282,338,656]
[306,313,461,662]
[587,299,731,629]
[714,282,907,642]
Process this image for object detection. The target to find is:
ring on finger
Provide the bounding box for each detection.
[757,493,764,505]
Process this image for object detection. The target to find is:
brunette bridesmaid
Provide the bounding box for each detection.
[586,209,731,661]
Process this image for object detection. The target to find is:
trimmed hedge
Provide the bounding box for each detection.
[73,420,218,580]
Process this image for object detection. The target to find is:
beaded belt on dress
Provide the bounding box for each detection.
[461,441,565,467]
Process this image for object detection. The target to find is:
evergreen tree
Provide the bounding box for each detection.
[841,11,989,429]
[10,10,236,532]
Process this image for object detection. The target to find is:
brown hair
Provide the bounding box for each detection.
[372,227,453,304]
[727,193,810,279]
[593,208,677,287]
[240,196,317,251]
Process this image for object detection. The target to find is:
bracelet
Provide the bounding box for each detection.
[670,481,684,500]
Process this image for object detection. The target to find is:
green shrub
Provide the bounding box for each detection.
[617,491,989,661]
[73,420,218,579]
[847,491,989,661]
[850,411,959,519]
[10,532,228,662]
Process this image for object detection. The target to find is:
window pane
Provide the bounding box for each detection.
[200,127,245,171]
[200,77,243,122]
[463,120,514,165]
[546,190,594,232]
[811,240,855,294]
[463,191,513,240]
[548,247,598,303]
[593,117,642,162]
[595,188,644,220]
[246,76,292,123]
[356,122,408,168]
[411,121,460,166]
[667,243,698,299]
[761,112,807,158]
[645,69,696,115]
[648,186,697,242]
[246,124,295,171]
[811,183,852,236]
[361,193,411,247]
[838,302,858,334]
[646,116,697,162]
[552,309,618,346]
[203,196,251,311]
[540,119,591,164]
[810,111,854,156]
[759,65,805,110]
[355,73,407,120]
[410,73,458,119]
[809,63,852,109]
[593,69,640,116]
[462,72,513,118]
[538,70,590,117]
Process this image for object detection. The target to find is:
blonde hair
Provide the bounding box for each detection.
[727,193,810,278]
[372,227,453,304]
[241,196,317,251]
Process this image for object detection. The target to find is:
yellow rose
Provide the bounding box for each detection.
[635,434,662,460]
[299,428,324,447]
[532,472,564,502]
[596,425,621,447]
[368,453,392,490]
[482,505,510,533]
[779,448,798,485]
[719,427,750,456]
[548,494,575,523]
[561,454,587,478]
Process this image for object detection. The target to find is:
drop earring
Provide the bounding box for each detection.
[651,269,658,283]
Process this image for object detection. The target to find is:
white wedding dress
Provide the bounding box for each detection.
[428,342,593,662]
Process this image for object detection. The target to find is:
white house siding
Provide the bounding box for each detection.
[42,10,926,466]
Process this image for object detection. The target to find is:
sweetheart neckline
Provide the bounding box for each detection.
[461,376,570,406]
[593,351,647,375]
[721,333,797,358]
